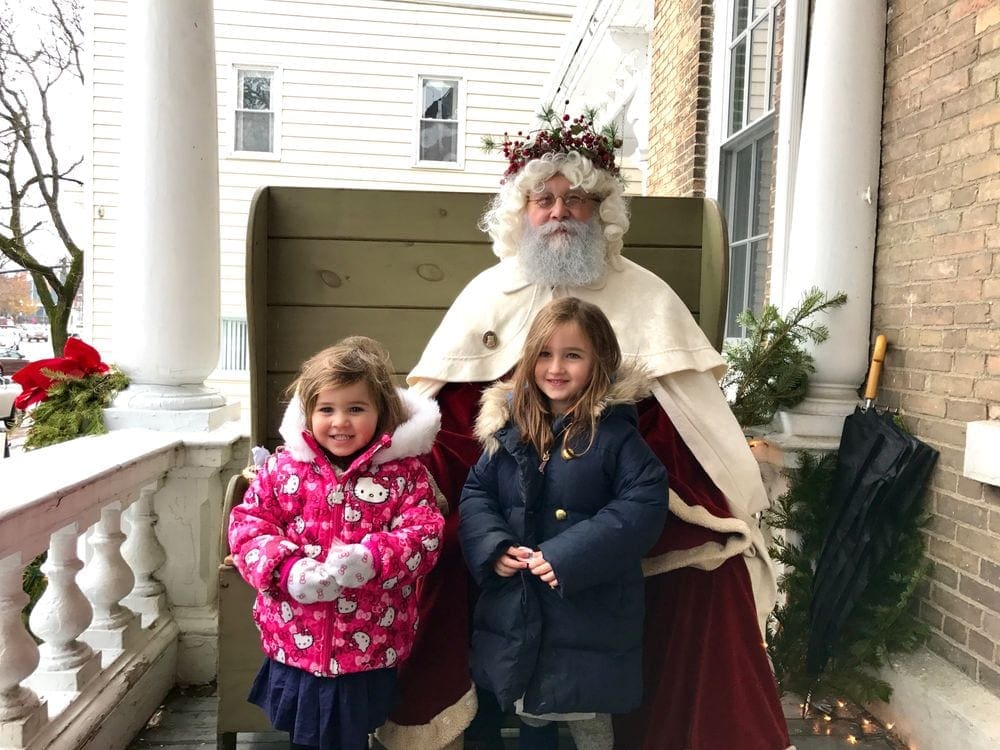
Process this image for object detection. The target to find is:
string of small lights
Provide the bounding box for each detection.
[793,696,907,748]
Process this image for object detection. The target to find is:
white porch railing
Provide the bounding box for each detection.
[0,427,248,750]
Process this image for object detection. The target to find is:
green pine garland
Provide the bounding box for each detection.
[764,450,930,705]
[22,367,129,450]
[722,288,847,427]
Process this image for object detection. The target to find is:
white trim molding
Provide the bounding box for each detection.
[767,0,809,310]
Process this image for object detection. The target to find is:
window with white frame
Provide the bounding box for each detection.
[719,0,777,338]
[416,77,462,165]
[234,67,277,154]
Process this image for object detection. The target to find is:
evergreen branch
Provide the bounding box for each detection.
[722,288,847,427]
[22,367,129,450]
[765,449,931,706]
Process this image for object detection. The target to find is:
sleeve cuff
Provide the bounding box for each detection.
[275,556,302,591]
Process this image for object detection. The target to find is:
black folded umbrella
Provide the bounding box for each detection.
[805,335,938,676]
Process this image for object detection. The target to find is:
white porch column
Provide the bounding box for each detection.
[105,0,245,687]
[777,0,886,440]
[111,0,231,428]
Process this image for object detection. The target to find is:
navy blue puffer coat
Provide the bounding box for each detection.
[458,366,669,715]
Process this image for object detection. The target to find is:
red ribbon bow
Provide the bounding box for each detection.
[12,338,110,410]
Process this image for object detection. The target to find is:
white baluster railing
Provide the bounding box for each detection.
[0,430,181,749]
[78,504,142,663]
[26,525,102,707]
[121,483,169,626]
[0,554,46,748]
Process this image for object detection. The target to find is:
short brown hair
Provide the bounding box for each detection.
[510,297,621,459]
[287,336,406,438]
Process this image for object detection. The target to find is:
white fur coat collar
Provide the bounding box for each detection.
[279,387,440,467]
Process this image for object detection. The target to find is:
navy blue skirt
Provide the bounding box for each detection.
[248,659,398,750]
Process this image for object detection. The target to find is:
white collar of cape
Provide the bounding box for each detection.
[279,386,440,466]
[473,360,653,457]
[407,256,726,388]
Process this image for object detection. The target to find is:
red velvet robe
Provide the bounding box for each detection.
[391,382,790,750]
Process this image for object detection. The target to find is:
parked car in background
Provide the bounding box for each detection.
[0,347,28,377]
[1,375,18,421]
[0,325,23,348]
[1,374,20,458]
[26,325,48,342]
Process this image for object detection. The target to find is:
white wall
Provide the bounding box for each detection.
[87,0,577,391]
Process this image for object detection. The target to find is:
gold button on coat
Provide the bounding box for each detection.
[554,509,568,521]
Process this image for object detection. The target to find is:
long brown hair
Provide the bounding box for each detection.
[510,297,621,459]
[287,336,406,439]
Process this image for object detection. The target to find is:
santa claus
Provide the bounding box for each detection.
[376,113,791,750]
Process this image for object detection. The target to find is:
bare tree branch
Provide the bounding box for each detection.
[0,0,83,353]
[48,0,84,84]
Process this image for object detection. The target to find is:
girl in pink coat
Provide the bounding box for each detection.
[229,336,445,750]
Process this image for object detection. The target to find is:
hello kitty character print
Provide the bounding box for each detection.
[228,386,444,677]
[353,476,390,504]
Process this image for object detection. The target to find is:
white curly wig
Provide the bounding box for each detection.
[478,151,629,269]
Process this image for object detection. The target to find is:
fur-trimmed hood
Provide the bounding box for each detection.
[473,360,652,455]
[279,386,440,467]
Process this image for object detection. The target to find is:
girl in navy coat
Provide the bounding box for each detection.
[458,297,669,750]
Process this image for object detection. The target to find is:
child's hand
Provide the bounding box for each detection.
[528,550,559,589]
[327,543,377,587]
[493,546,533,577]
[286,558,342,604]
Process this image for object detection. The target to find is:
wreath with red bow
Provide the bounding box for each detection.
[12,338,129,450]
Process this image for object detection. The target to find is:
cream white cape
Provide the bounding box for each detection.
[409,256,726,385]
[407,257,777,631]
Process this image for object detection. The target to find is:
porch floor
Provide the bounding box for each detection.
[127,684,906,749]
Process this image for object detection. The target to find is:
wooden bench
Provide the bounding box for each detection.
[217,187,729,747]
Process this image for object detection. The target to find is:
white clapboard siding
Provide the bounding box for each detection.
[87,0,635,391]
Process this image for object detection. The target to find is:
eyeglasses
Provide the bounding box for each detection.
[526,193,600,210]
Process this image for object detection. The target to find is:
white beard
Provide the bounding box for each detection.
[519,217,607,287]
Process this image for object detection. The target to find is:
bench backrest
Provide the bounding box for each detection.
[245,187,728,449]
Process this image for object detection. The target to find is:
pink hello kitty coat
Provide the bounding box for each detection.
[228,388,445,678]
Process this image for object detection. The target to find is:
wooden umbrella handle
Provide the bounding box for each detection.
[864,334,888,402]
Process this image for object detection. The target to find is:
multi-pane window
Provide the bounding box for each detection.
[721,0,777,337]
[721,131,773,337]
[417,77,461,164]
[234,68,276,154]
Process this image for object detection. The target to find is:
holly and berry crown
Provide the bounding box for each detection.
[482,103,624,182]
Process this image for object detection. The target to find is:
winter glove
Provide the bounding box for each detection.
[326,543,376,587]
[285,557,342,604]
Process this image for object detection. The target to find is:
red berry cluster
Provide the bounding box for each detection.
[496,112,623,181]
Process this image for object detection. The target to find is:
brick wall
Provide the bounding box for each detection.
[647,0,712,196]
[762,2,786,305]
[875,0,1000,695]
